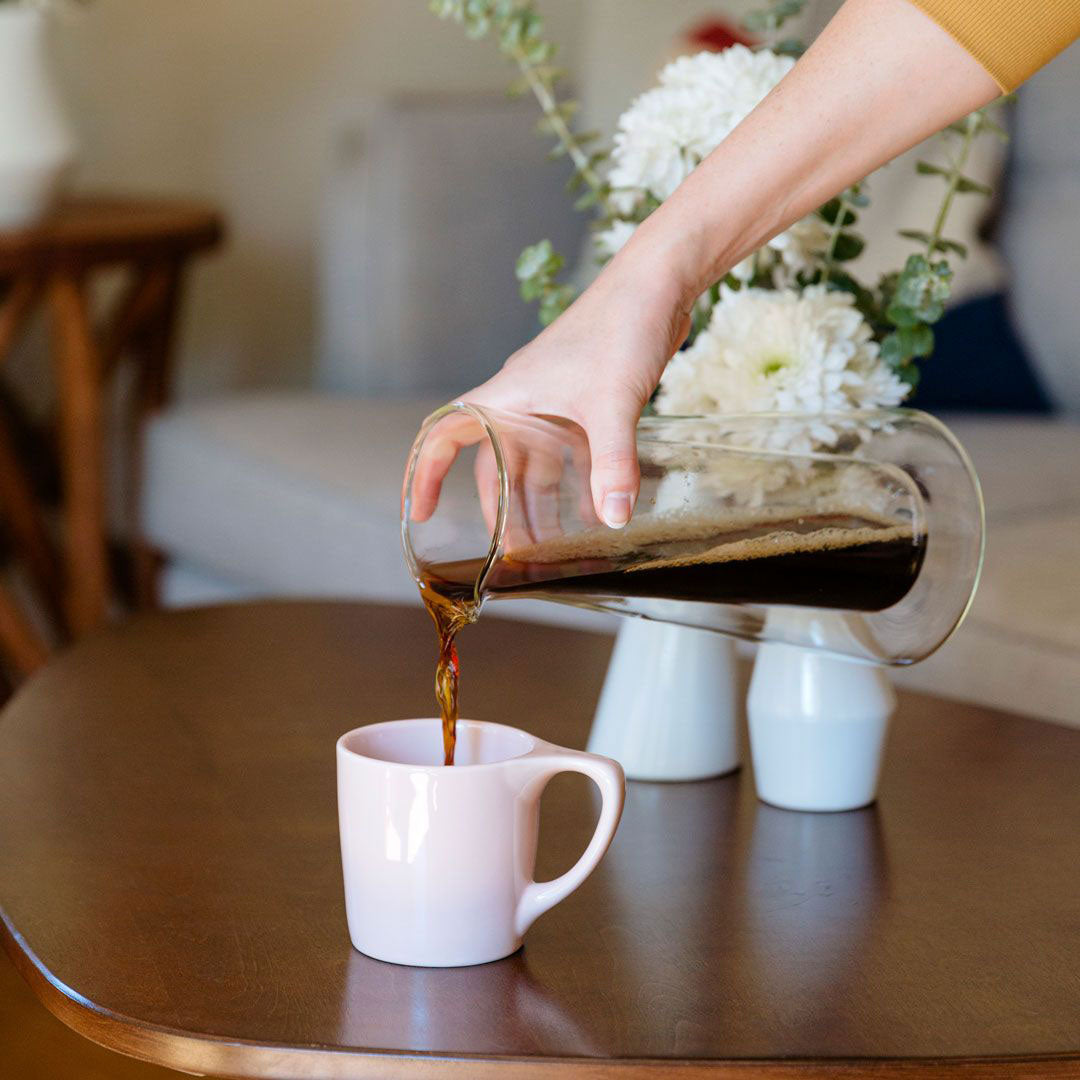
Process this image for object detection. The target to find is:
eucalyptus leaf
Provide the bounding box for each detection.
[880,326,932,366]
[898,363,921,389]
[935,237,969,258]
[519,278,543,301]
[465,16,490,38]
[891,254,951,324]
[898,228,933,246]
[885,302,920,328]
[832,232,865,261]
[820,198,857,226]
[526,38,555,63]
[574,188,602,210]
[904,324,934,357]
[915,160,950,178]
[515,239,555,281]
[954,176,992,195]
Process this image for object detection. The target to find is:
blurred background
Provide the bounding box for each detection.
[0,0,1076,716]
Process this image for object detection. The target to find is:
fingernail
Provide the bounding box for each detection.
[601,492,633,529]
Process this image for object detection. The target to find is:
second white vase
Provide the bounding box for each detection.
[748,613,896,813]
[588,617,741,782]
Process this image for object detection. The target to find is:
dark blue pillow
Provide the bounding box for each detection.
[910,292,1052,413]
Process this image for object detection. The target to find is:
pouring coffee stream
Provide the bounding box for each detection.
[404,404,984,766]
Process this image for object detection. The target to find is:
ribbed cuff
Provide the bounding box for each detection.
[909,0,1080,92]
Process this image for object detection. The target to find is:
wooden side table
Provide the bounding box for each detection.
[0,196,223,645]
[0,603,1077,1078]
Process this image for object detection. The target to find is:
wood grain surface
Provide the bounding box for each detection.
[0,602,1077,1079]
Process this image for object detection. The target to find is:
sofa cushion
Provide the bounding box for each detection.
[894,508,1080,727]
[891,414,1080,726]
[142,393,442,605]
[942,415,1080,521]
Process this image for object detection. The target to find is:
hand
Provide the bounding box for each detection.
[461,245,693,528]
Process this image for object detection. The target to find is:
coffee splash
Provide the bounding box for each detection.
[420,579,477,767]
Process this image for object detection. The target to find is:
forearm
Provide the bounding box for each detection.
[623,0,1000,305]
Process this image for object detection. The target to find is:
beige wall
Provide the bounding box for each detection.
[579,0,777,138]
[40,3,856,402]
[50,1,585,398]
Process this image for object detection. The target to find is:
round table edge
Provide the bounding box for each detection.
[4,914,1079,1080]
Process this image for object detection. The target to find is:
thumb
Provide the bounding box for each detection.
[586,405,641,529]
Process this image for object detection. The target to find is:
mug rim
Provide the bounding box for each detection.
[336,717,540,772]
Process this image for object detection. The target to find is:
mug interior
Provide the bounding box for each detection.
[339,718,535,767]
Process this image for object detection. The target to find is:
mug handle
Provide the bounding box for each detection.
[514,744,625,938]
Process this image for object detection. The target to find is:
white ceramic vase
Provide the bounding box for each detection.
[0,7,75,230]
[588,615,741,782]
[747,611,895,813]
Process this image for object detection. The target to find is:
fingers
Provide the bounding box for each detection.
[473,442,501,537]
[521,447,563,543]
[408,412,486,522]
[585,405,641,530]
[503,431,566,550]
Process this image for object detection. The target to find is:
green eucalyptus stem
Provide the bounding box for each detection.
[509,45,604,197]
[821,189,856,286]
[926,112,979,257]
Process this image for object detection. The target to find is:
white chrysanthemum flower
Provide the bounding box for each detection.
[594,219,637,260]
[656,285,909,453]
[766,215,832,279]
[607,47,826,279]
[610,47,794,204]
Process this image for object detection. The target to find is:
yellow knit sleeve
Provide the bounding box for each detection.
[908,0,1080,91]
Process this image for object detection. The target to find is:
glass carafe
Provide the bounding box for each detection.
[402,404,984,665]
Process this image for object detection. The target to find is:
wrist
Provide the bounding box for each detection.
[616,173,782,308]
[609,212,710,317]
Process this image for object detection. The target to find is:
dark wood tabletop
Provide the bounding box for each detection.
[0,602,1077,1079]
[0,196,223,274]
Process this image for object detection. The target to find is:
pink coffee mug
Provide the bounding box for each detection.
[337,718,625,967]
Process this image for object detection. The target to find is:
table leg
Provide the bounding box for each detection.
[0,276,65,633]
[131,261,182,610]
[0,581,48,676]
[0,278,43,363]
[49,274,109,634]
[0,416,65,633]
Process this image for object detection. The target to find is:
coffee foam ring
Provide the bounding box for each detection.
[627,523,916,573]
[505,504,914,567]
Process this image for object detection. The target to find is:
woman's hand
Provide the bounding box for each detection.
[461,244,693,528]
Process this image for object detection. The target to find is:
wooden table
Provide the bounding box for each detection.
[0,602,1077,1079]
[0,196,223,652]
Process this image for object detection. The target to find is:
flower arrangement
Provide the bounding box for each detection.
[430,0,1006,441]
